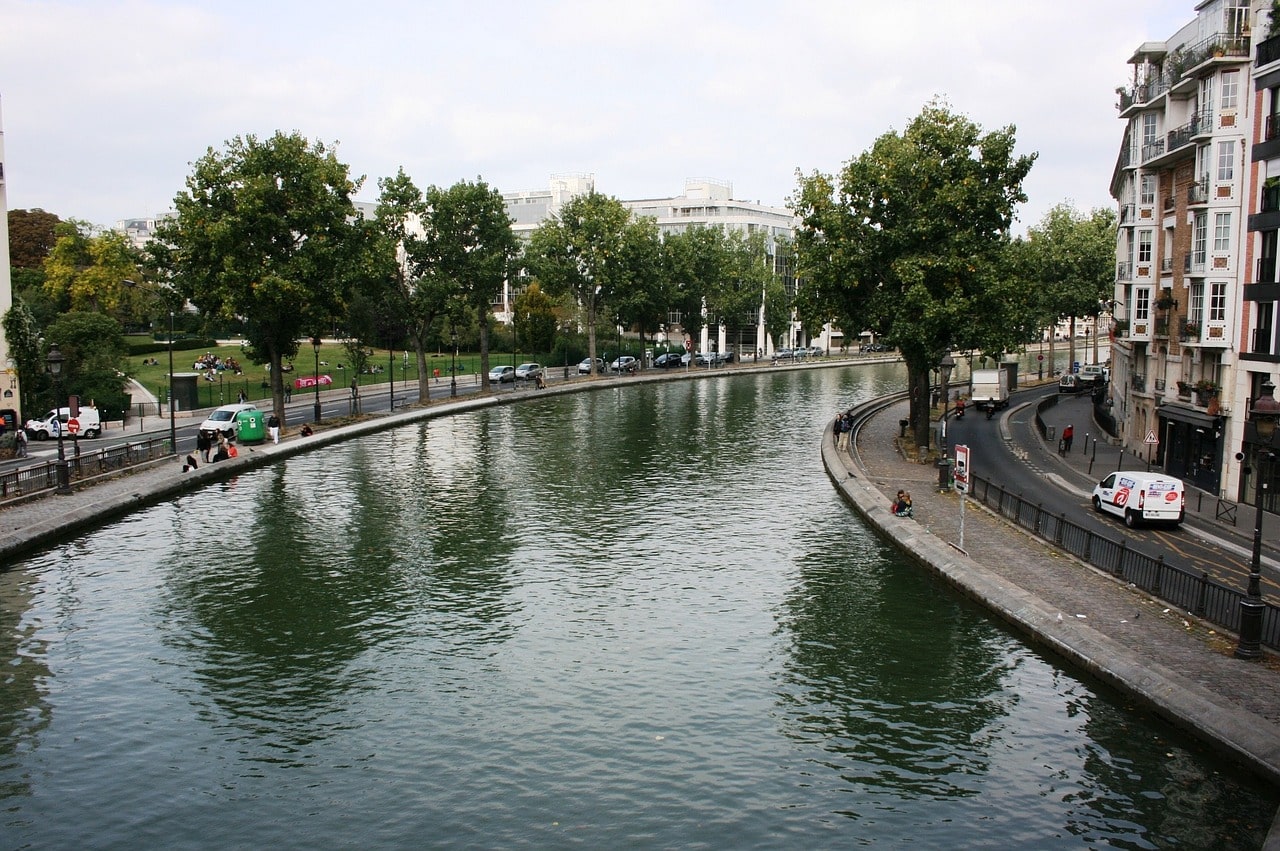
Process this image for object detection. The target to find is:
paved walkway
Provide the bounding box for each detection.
[824,391,1280,842]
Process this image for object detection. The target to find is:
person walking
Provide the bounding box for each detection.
[267,413,280,445]
[1062,424,1075,454]
[15,428,27,458]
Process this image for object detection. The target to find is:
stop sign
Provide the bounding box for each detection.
[66,417,80,435]
[684,339,692,352]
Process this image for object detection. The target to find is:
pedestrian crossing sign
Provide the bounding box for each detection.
[1144,430,1159,445]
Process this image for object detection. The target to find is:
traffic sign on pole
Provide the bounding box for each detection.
[67,418,80,436]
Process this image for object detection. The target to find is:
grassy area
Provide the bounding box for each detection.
[125,343,507,408]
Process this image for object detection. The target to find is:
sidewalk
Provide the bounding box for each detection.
[824,395,1280,801]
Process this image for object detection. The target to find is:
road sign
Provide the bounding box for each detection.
[1037,354,1044,361]
[954,444,970,493]
[67,417,80,435]
[1144,430,1159,445]
[684,339,692,352]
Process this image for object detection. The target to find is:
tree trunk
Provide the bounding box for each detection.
[909,365,933,453]
[478,315,491,391]
[413,330,430,403]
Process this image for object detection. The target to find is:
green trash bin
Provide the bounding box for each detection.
[235,409,267,443]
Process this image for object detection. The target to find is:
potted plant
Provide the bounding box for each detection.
[1155,293,1176,310]
[1193,378,1219,405]
[1113,318,1130,335]
[1182,320,1200,338]
[1176,380,1192,397]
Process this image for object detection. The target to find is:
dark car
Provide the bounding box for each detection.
[654,353,684,369]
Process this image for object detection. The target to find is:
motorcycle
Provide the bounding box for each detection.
[955,403,965,419]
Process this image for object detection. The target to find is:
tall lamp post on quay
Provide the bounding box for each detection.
[45,344,72,495]
[1235,380,1280,660]
[939,354,955,410]
[311,337,323,424]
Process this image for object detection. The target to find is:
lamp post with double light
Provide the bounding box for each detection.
[1235,380,1280,659]
[45,344,72,495]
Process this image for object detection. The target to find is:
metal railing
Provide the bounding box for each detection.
[966,472,1280,650]
[0,437,171,502]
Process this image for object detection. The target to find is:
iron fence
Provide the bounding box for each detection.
[967,473,1280,650]
[0,437,171,502]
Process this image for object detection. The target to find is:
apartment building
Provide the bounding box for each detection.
[1110,0,1257,500]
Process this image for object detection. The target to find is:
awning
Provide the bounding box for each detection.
[1157,402,1219,429]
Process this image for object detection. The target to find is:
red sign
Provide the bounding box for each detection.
[684,339,692,352]
[954,444,970,493]
[66,417,80,435]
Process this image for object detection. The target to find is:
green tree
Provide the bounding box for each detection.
[419,178,519,393]
[7,209,61,268]
[154,131,366,425]
[512,282,557,355]
[526,192,631,376]
[43,221,140,316]
[710,230,774,358]
[661,225,729,348]
[614,216,666,361]
[793,100,1037,448]
[1018,203,1118,369]
[2,300,43,417]
[42,311,128,416]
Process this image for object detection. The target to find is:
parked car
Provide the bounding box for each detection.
[774,348,794,360]
[198,403,258,440]
[24,405,103,440]
[611,356,638,373]
[488,365,516,383]
[577,357,606,375]
[807,345,825,357]
[654,353,684,369]
[515,362,544,381]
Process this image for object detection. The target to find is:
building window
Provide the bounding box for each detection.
[1214,212,1231,251]
[1210,281,1227,322]
[1134,288,1151,321]
[1140,174,1155,205]
[1218,140,1235,182]
[1222,70,1239,109]
[1138,230,1153,263]
[1190,282,1205,325]
[1142,113,1157,147]
[1193,212,1208,266]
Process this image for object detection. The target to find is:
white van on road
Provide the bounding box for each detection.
[1092,471,1185,528]
[24,406,102,440]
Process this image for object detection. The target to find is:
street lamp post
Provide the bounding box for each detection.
[939,354,955,413]
[312,337,323,424]
[45,344,72,495]
[450,330,459,398]
[1236,380,1280,659]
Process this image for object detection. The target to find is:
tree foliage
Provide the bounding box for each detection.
[154,131,366,424]
[793,100,1037,447]
[512,282,557,354]
[526,192,631,375]
[42,311,128,414]
[417,178,519,393]
[7,209,61,269]
[1016,203,1117,346]
[42,221,140,316]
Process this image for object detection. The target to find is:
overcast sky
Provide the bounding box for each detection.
[2,1,1193,234]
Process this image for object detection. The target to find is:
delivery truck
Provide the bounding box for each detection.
[969,368,1009,415]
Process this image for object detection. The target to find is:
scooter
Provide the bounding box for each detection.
[955,403,965,420]
[986,406,994,420]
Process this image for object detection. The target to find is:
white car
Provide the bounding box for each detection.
[610,356,638,373]
[488,365,515,383]
[199,403,258,439]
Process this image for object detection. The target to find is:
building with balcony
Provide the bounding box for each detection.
[1109,0,1256,498]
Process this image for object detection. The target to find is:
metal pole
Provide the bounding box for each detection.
[168,309,176,452]
[313,341,322,424]
[1236,453,1273,659]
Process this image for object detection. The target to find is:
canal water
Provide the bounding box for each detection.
[1,360,1274,849]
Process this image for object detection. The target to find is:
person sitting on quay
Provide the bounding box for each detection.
[892,490,913,517]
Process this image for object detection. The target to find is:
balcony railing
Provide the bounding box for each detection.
[1259,33,1280,67]
[1185,252,1206,276]
[1154,317,1170,337]
[1160,257,1174,275]
[1254,326,1275,355]
[1132,374,1147,392]
[1142,139,1167,163]
[1120,204,1135,224]
[1258,255,1277,284]
[1268,113,1280,143]
[1117,262,1132,281]
[1188,178,1209,205]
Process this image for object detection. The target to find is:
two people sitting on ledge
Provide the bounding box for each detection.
[892,490,913,517]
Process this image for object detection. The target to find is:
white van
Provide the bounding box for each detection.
[1091,471,1185,528]
[24,406,102,440]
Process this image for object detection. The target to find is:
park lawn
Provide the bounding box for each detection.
[125,343,497,410]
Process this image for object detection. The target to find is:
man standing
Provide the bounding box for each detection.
[1062,424,1074,454]
[267,413,280,445]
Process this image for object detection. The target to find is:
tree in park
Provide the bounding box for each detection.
[8,209,61,269]
[793,100,1037,450]
[612,216,667,358]
[1016,203,1117,369]
[660,224,729,350]
[43,221,141,317]
[418,178,519,393]
[708,229,777,359]
[154,132,367,425]
[526,192,631,376]
[512,281,557,355]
